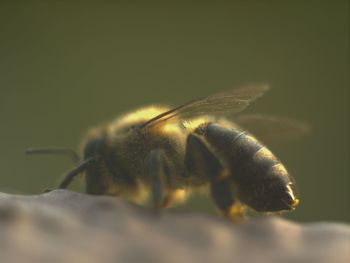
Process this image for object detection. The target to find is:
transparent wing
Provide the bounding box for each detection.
[140,83,270,128]
[234,114,310,144]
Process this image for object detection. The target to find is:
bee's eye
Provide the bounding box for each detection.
[84,138,104,159]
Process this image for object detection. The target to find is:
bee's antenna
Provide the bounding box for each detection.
[58,156,98,189]
[25,147,80,164]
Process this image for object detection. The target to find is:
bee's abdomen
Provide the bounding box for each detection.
[203,123,282,183]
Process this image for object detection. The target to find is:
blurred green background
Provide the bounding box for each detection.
[0,1,348,222]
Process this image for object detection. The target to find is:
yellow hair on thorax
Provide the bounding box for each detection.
[119,106,170,125]
[107,105,170,135]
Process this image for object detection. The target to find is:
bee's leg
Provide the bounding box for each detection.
[43,156,97,193]
[211,179,246,220]
[185,134,245,220]
[149,149,167,214]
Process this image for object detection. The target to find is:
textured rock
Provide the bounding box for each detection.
[0,190,349,263]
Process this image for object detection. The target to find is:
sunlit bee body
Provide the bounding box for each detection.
[82,107,190,205]
[27,84,306,220]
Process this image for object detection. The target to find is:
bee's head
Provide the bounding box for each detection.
[83,137,104,160]
[81,131,130,195]
[238,176,299,212]
[81,135,112,194]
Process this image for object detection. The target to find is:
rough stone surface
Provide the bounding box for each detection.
[0,190,349,263]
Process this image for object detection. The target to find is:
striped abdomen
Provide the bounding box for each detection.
[202,123,297,212]
[203,123,287,182]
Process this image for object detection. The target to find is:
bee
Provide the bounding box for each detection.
[27,84,308,220]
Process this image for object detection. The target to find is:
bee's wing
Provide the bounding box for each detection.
[140,83,270,128]
[234,114,310,144]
